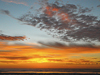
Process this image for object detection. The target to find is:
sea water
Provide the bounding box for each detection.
[0,68,100,74]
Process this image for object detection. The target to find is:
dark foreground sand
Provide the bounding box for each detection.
[0,73,100,75]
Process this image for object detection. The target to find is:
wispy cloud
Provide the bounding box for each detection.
[0,9,19,20]
[1,0,28,6]
[0,9,10,15]
[97,5,100,7]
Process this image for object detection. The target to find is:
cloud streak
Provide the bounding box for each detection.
[0,34,26,41]
[0,61,20,64]
[0,9,19,20]
[1,0,28,6]
[0,41,100,57]
[0,9,10,15]
[0,56,32,60]
[38,41,99,49]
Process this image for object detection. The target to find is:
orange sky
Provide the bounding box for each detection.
[0,41,100,69]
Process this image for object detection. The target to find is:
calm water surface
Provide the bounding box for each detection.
[0,69,100,74]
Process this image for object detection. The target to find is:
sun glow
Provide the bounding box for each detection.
[31,58,49,63]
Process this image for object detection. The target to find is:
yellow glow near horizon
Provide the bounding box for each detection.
[0,41,100,69]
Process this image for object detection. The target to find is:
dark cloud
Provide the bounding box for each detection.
[0,34,26,41]
[17,0,100,42]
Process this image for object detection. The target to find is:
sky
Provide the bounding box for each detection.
[0,0,100,69]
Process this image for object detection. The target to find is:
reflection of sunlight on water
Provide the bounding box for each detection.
[1,71,100,74]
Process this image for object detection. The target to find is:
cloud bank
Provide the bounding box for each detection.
[18,0,100,42]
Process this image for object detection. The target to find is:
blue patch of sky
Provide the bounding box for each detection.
[0,0,100,44]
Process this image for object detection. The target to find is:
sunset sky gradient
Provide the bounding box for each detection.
[0,0,100,69]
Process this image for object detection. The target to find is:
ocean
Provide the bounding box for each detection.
[0,68,100,75]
